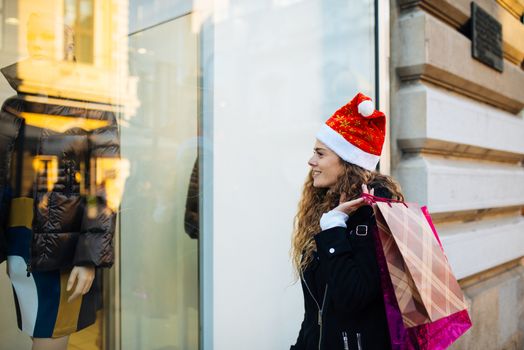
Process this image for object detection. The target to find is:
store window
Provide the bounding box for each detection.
[0,0,199,348]
[0,0,379,349]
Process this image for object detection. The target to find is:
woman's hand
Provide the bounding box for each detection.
[332,184,374,215]
[66,266,95,303]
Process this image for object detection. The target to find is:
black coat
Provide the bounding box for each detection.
[0,66,120,272]
[291,191,393,350]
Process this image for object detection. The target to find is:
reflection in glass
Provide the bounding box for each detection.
[0,77,127,348]
[121,13,199,350]
[0,1,131,349]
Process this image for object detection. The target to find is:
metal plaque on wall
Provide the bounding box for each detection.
[471,2,503,72]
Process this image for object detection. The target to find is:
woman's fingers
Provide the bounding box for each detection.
[362,183,375,203]
[341,184,371,205]
[335,184,376,214]
[337,197,364,213]
[349,197,365,207]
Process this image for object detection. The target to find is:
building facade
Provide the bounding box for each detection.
[390,1,524,349]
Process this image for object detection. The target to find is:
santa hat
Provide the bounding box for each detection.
[315,92,386,171]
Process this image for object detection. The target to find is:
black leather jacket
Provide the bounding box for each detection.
[0,70,120,272]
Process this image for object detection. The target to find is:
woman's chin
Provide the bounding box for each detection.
[313,178,337,188]
[312,180,327,188]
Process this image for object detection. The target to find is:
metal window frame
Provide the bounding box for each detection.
[375,0,391,175]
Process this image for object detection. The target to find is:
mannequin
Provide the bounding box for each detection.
[0,78,120,350]
[0,13,121,350]
[0,76,120,350]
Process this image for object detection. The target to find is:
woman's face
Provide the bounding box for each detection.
[308,140,344,188]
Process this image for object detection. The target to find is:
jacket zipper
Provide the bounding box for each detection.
[64,159,76,196]
[318,285,328,350]
[342,331,349,350]
[26,195,39,278]
[301,273,328,350]
[357,332,362,350]
[15,119,32,277]
[27,132,44,278]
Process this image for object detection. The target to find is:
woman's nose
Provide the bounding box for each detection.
[308,156,316,167]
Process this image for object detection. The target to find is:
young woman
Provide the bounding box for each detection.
[290,93,404,350]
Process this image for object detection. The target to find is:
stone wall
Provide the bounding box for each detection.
[450,263,524,350]
[390,1,524,348]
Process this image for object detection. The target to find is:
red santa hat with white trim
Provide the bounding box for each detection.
[315,92,386,171]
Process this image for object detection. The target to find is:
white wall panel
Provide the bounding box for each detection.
[397,83,524,156]
[395,156,524,213]
[207,1,377,349]
[440,216,524,279]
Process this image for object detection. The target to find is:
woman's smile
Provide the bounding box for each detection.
[308,140,344,188]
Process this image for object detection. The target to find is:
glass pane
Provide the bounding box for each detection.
[129,0,192,34]
[120,14,199,350]
[0,1,129,349]
[0,0,377,349]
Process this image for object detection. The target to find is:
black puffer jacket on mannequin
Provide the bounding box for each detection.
[0,67,120,272]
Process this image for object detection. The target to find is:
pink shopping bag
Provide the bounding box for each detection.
[363,193,472,349]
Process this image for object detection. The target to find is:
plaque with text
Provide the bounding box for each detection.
[471,2,503,72]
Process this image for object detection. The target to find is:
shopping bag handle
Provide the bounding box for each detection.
[361,192,409,208]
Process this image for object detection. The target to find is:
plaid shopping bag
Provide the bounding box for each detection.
[363,195,472,350]
[362,193,468,326]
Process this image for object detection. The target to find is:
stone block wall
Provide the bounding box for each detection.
[390,1,524,348]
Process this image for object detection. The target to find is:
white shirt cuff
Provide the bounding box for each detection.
[319,210,349,230]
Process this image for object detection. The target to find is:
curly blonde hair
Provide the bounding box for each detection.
[291,160,404,277]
